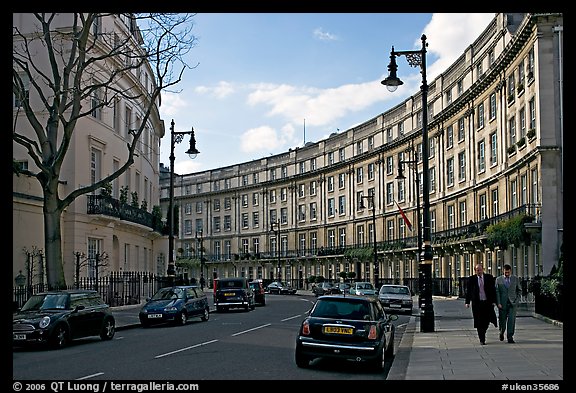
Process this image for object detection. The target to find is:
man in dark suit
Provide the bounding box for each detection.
[465,263,497,344]
[495,263,522,343]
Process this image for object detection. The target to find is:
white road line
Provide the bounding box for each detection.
[76,372,104,380]
[231,323,271,336]
[281,315,303,322]
[155,339,219,358]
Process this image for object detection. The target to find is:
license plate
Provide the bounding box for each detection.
[390,304,402,308]
[323,326,353,335]
[224,292,235,297]
[148,314,163,318]
[13,334,26,340]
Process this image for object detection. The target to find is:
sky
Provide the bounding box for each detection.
[158,13,496,175]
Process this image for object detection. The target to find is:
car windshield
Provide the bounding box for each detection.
[20,294,69,311]
[381,286,410,295]
[151,287,184,300]
[312,299,371,320]
[357,283,374,290]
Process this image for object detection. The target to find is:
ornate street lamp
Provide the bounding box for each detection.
[382,34,435,332]
[168,119,200,280]
[359,194,379,287]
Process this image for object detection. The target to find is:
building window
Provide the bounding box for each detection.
[478,140,486,172]
[356,141,363,155]
[368,163,375,180]
[458,117,465,141]
[447,157,454,187]
[338,173,345,189]
[489,92,497,121]
[509,116,516,145]
[339,147,345,162]
[328,152,334,165]
[458,152,466,182]
[327,198,335,217]
[386,127,393,142]
[338,195,346,216]
[327,176,334,192]
[356,167,363,183]
[446,125,454,148]
[309,181,316,196]
[477,102,484,129]
[310,202,317,220]
[253,212,259,228]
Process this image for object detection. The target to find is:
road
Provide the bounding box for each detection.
[13,293,409,381]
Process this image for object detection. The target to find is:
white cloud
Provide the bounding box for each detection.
[424,13,495,80]
[313,27,338,41]
[160,91,189,117]
[195,81,235,98]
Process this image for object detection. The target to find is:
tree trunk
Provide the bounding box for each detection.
[43,189,66,289]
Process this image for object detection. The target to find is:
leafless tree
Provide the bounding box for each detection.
[13,13,198,288]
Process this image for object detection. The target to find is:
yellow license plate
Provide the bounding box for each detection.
[324,326,353,335]
[224,292,235,296]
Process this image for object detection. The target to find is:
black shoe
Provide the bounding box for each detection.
[508,339,515,343]
[499,333,504,341]
[480,340,486,345]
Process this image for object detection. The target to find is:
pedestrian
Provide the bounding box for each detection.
[465,263,498,345]
[495,263,522,343]
[200,275,206,291]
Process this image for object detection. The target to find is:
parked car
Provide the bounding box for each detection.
[378,284,413,314]
[350,282,377,296]
[139,285,209,327]
[295,294,398,371]
[249,280,266,306]
[267,281,297,295]
[312,282,335,296]
[214,277,255,312]
[335,282,352,295]
[13,290,115,349]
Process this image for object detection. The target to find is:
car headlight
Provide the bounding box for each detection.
[39,316,51,329]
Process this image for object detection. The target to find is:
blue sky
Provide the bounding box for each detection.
[159,13,496,174]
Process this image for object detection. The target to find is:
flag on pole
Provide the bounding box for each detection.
[395,201,413,232]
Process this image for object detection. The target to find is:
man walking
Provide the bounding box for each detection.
[496,264,522,343]
[465,264,497,344]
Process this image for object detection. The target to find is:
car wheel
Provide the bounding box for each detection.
[244,304,250,312]
[50,324,68,349]
[201,308,209,321]
[100,318,115,340]
[175,311,187,326]
[295,347,311,368]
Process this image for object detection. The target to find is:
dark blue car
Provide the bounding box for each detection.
[139,286,209,327]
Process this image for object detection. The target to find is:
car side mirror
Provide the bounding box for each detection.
[74,305,85,312]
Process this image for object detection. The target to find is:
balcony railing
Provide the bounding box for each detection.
[87,194,163,233]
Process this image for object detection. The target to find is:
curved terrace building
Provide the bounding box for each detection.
[162,13,563,290]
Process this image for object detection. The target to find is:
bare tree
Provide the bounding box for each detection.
[13,13,198,288]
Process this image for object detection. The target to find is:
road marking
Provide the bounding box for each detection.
[155,339,219,358]
[231,324,271,336]
[281,315,302,322]
[76,372,104,380]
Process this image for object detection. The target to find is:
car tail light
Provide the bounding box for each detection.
[301,320,310,336]
[367,325,377,339]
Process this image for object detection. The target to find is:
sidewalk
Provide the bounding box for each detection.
[111,292,563,381]
[387,296,563,380]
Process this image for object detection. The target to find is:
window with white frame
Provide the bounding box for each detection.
[281,207,288,224]
[447,204,455,229]
[386,127,393,142]
[386,182,394,205]
[356,141,363,155]
[309,181,316,196]
[338,195,346,216]
[339,147,345,162]
[490,132,498,165]
[479,193,487,220]
[253,212,259,228]
[478,140,486,172]
[327,176,334,192]
[447,157,454,186]
[338,173,345,189]
[509,116,516,145]
[213,217,221,232]
[368,163,375,180]
[356,167,363,183]
[269,190,276,203]
[459,201,467,226]
[510,179,518,209]
[489,92,497,120]
[242,213,249,229]
[327,198,335,216]
[328,152,334,165]
[299,184,305,198]
[252,192,259,206]
[491,189,499,217]
[310,202,317,220]
[458,117,465,141]
[339,228,346,247]
[446,125,454,148]
[477,102,484,129]
[458,151,466,182]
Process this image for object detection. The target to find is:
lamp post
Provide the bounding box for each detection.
[359,194,379,288]
[196,229,205,289]
[270,219,281,282]
[396,144,424,304]
[168,119,200,280]
[382,34,435,332]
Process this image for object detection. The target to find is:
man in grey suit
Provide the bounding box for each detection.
[495,263,522,343]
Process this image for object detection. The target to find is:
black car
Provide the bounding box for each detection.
[312,282,335,296]
[214,277,255,312]
[295,294,398,372]
[13,290,115,349]
[249,280,266,306]
[139,285,209,327]
[266,281,297,295]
